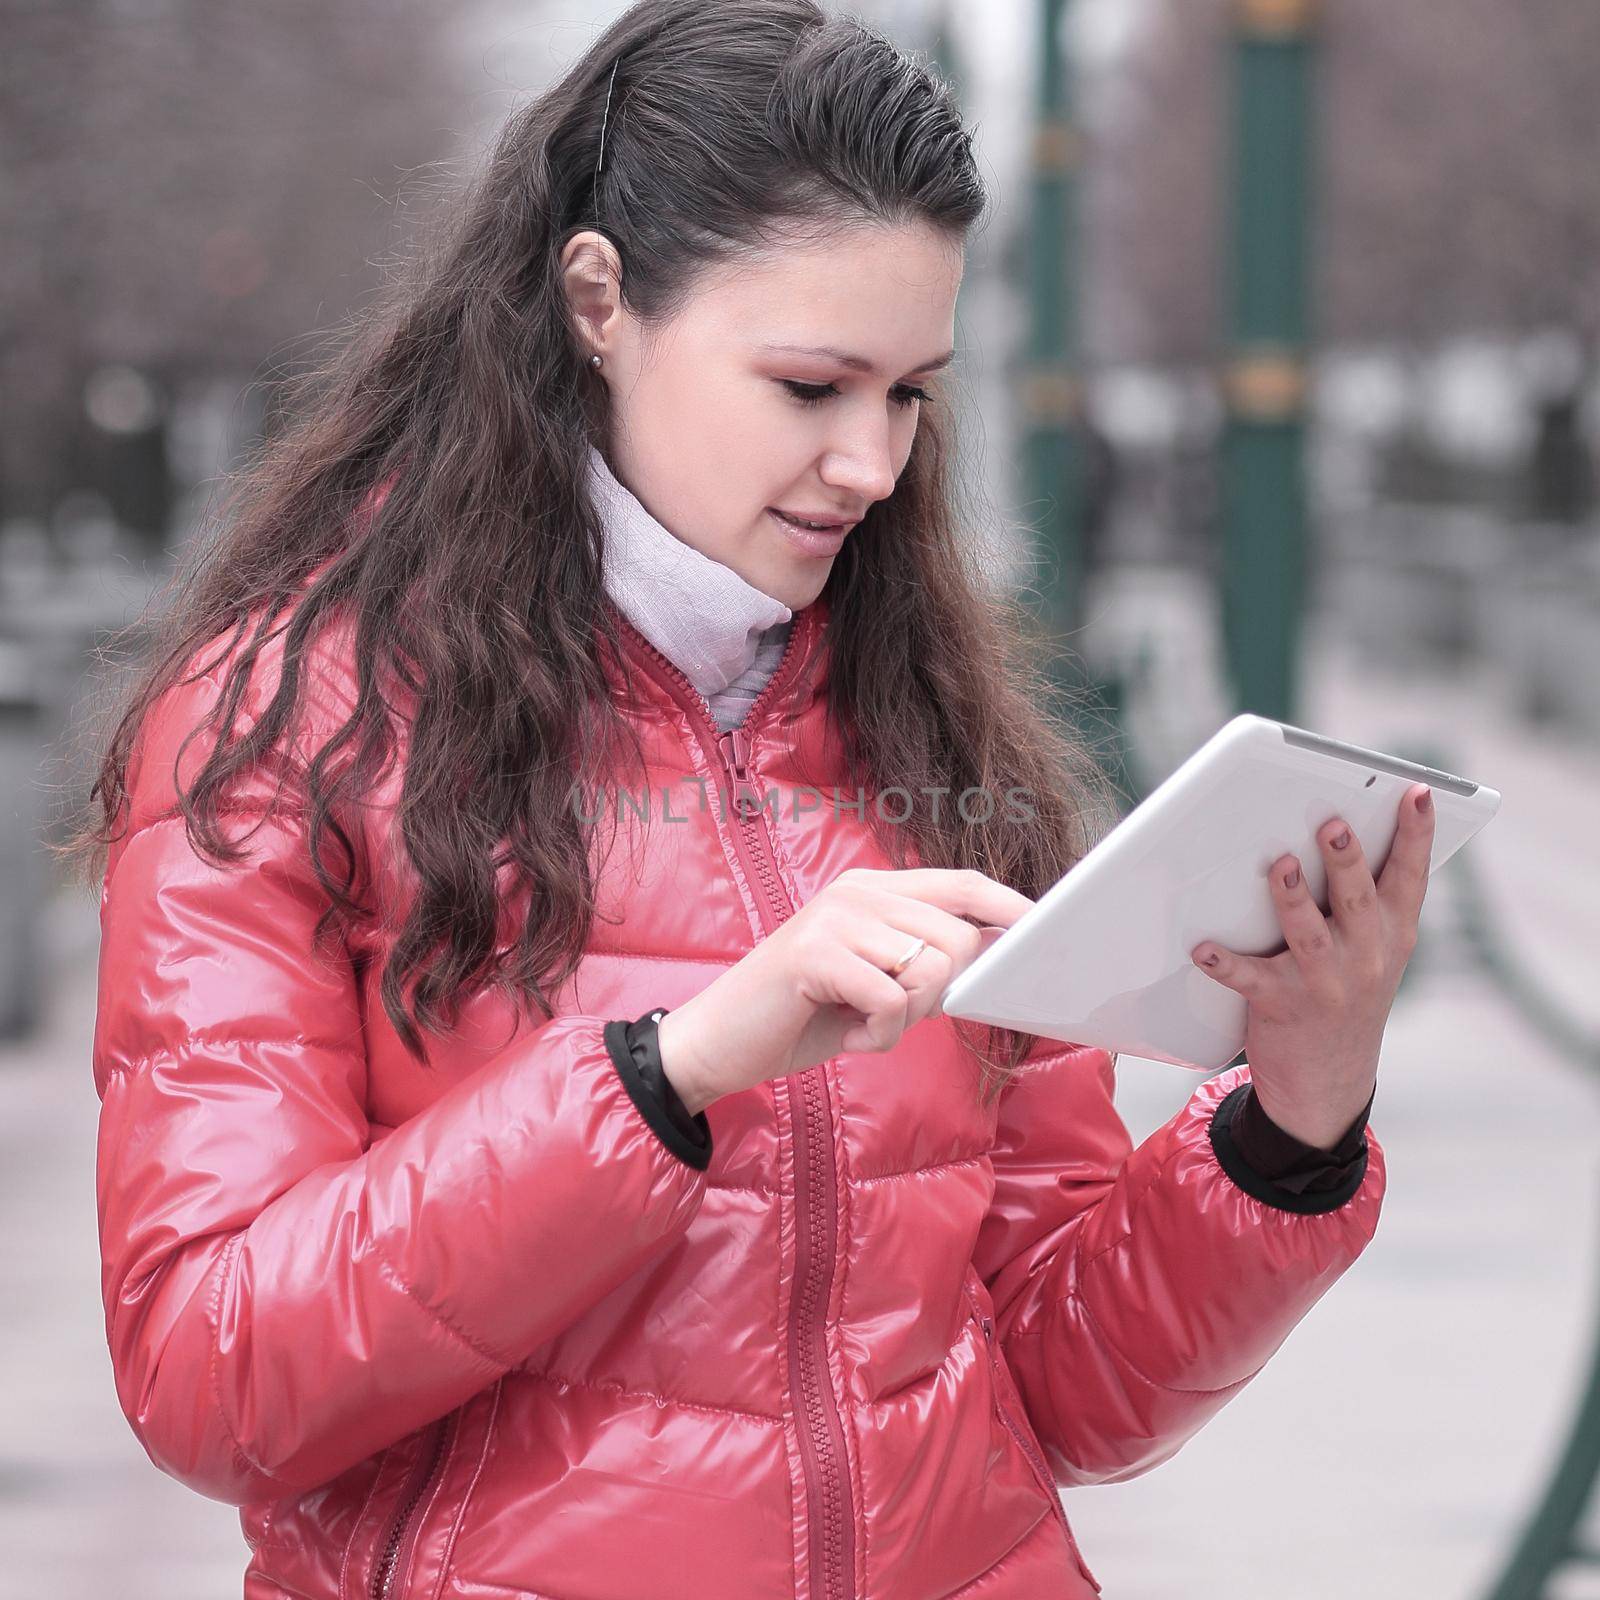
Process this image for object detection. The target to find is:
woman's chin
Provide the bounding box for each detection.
[767,559,832,612]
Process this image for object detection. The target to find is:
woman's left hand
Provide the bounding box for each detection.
[1190,782,1436,1151]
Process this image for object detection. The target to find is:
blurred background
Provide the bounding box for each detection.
[4,0,1600,1595]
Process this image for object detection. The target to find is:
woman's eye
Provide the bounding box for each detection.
[779,380,932,410]
[780,381,838,406]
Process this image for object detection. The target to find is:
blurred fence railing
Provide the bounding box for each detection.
[0,527,160,1041]
[1318,504,1600,1598]
[1322,504,1600,747]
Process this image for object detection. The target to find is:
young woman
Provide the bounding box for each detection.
[75,2,1432,1595]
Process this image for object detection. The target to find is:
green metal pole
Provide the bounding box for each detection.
[930,5,974,338]
[1221,0,1316,723]
[1016,0,1140,804]
[929,2,959,94]
[1023,0,1083,667]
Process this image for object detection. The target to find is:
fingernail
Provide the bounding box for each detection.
[1283,866,1300,889]
[1331,829,1350,850]
[1417,789,1432,813]
[1197,949,1218,967]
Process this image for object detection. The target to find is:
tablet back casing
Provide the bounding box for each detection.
[940,714,1501,1070]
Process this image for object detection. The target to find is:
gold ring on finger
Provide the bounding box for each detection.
[887,936,927,979]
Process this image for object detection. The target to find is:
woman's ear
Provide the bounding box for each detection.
[560,230,624,362]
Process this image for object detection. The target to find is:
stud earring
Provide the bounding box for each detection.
[590,353,603,370]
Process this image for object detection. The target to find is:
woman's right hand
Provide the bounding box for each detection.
[654,867,1035,1115]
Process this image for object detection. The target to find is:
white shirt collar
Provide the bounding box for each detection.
[589,444,793,698]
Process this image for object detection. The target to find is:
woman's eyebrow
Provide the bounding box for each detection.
[757,342,956,376]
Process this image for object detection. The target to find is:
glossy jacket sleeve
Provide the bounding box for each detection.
[969,1046,1384,1488]
[92,672,712,1507]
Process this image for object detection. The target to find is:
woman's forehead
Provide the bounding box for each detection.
[680,224,964,348]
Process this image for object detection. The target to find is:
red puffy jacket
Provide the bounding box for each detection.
[93,588,1384,1599]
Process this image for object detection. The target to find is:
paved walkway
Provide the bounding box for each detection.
[3,577,1598,1598]
[1072,577,1600,1597]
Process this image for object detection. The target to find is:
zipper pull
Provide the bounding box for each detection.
[980,1314,994,1344]
[717,728,760,815]
[723,727,753,778]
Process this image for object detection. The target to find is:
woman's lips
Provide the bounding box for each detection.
[768,508,851,555]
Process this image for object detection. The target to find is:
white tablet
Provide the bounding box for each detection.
[940,713,1502,1071]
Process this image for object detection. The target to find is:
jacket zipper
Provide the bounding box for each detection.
[370,1414,453,1600]
[615,613,856,1600]
[977,1309,1099,1588]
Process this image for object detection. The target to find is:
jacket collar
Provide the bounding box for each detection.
[609,586,831,733]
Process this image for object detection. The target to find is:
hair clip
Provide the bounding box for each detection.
[592,60,620,211]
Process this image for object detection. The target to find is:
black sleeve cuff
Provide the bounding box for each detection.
[1234,1082,1373,1183]
[603,1009,713,1172]
[1207,1083,1371,1214]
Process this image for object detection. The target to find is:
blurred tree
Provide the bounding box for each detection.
[1086,0,1600,366]
[0,0,471,532]
[1320,0,1600,354]
[1080,0,1227,368]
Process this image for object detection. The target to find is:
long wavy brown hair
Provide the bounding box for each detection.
[59,0,1120,1102]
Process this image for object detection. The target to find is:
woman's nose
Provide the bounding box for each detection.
[821,425,898,505]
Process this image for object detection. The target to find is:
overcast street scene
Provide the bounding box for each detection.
[4,2,1600,1597]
